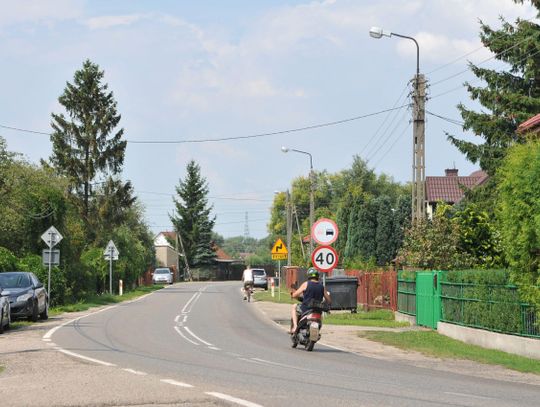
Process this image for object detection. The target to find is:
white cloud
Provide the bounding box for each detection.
[84,14,145,30]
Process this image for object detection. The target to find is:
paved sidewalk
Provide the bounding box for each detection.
[252,300,540,386]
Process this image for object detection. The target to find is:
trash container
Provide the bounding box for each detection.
[324,276,358,313]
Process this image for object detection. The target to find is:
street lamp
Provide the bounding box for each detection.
[369,26,425,221]
[281,146,314,256]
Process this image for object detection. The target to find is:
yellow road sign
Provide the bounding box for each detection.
[272,253,287,260]
[271,238,288,255]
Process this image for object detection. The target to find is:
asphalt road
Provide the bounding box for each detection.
[49,282,540,407]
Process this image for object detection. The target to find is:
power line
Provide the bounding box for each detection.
[126,105,409,144]
[430,46,540,100]
[426,111,465,126]
[359,84,410,156]
[430,32,540,88]
[365,105,410,163]
[372,122,412,168]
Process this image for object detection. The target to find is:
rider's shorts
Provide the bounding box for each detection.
[244,281,253,290]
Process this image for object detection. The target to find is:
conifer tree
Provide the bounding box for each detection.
[49,60,127,222]
[448,2,540,175]
[171,160,216,268]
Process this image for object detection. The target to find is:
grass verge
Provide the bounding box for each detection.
[359,330,540,374]
[325,310,410,328]
[50,285,163,315]
[253,287,296,304]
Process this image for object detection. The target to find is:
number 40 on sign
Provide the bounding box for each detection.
[311,245,338,273]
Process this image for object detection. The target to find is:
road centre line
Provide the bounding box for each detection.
[174,326,200,345]
[250,357,316,373]
[123,368,147,375]
[206,392,263,407]
[160,379,194,388]
[183,326,214,346]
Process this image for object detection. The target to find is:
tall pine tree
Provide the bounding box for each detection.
[49,60,127,224]
[448,1,540,176]
[171,160,216,268]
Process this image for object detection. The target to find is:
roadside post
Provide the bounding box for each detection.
[271,238,288,301]
[104,240,119,294]
[311,218,339,286]
[119,279,123,296]
[41,226,63,304]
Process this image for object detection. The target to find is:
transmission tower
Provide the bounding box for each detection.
[243,211,250,248]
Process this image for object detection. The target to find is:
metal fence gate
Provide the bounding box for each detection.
[416,271,442,329]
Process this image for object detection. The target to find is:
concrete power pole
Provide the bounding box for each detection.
[286,190,292,266]
[412,73,426,221]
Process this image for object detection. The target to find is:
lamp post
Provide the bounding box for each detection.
[281,146,314,255]
[369,26,426,221]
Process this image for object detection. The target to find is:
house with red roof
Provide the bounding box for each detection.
[425,168,488,218]
[517,113,540,135]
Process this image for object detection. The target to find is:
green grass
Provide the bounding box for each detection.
[325,309,410,328]
[359,330,540,374]
[253,287,297,304]
[0,365,4,374]
[50,285,163,315]
[9,320,33,330]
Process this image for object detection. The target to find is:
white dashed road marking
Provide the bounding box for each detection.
[206,392,263,407]
[56,348,116,367]
[160,379,194,388]
[123,368,147,375]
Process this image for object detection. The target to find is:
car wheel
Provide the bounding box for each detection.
[0,312,4,334]
[40,301,49,320]
[263,285,268,291]
[29,301,39,322]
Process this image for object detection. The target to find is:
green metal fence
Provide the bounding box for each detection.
[440,281,540,339]
[397,277,416,316]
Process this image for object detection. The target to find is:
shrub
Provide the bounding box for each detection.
[17,253,67,306]
[0,246,17,272]
[441,269,524,334]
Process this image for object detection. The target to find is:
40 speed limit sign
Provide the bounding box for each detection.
[311,245,338,273]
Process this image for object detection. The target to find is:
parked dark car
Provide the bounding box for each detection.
[0,272,48,322]
[0,286,10,333]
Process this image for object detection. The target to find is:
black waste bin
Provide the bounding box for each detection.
[324,276,358,313]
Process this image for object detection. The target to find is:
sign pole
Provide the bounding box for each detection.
[109,246,113,294]
[47,231,55,302]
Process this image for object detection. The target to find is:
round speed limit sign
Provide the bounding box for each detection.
[311,245,338,273]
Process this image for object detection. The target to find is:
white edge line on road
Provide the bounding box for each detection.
[184,326,214,346]
[123,368,147,376]
[174,314,180,323]
[206,392,263,407]
[208,346,221,351]
[174,326,200,345]
[444,392,494,400]
[43,305,117,340]
[56,348,116,367]
[160,379,194,388]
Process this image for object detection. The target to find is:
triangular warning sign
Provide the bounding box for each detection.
[271,238,288,254]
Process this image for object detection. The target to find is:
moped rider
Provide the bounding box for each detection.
[289,268,331,333]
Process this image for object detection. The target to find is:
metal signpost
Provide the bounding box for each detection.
[311,219,339,286]
[271,238,288,301]
[104,240,119,294]
[41,226,63,304]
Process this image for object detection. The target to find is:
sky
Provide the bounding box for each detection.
[0,0,537,239]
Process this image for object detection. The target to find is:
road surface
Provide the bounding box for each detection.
[48,282,540,406]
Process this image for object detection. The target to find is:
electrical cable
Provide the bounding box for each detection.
[0,105,409,145]
[372,122,412,168]
[426,111,465,126]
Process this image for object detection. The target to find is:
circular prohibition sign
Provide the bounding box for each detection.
[311,245,338,273]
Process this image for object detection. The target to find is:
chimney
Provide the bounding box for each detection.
[445,168,458,177]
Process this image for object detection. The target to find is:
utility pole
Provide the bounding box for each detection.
[176,229,191,281]
[412,73,426,221]
[286,190,292,266]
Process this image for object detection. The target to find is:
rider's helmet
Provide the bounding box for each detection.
[307,268,319,280]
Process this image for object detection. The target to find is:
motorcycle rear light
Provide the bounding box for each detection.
[308,313,321,320]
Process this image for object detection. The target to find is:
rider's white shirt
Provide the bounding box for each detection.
[242,269,253,282]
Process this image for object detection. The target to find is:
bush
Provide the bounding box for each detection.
[0,246,17,272]
[441,269,524,334]
[17,253,67,306]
